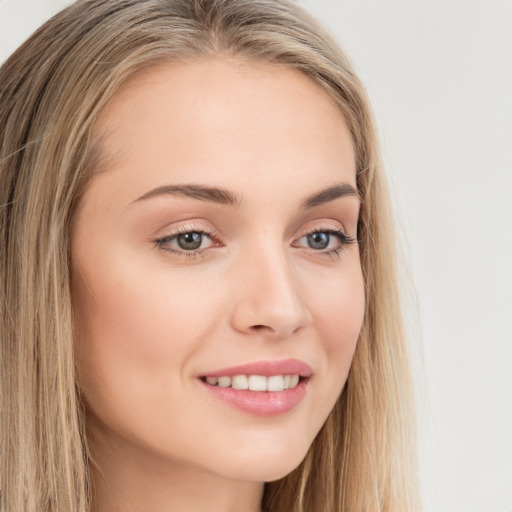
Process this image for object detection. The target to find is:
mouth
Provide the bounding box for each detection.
[200,374,306,391]
[198,359,311,416]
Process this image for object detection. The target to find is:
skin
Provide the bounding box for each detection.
[71,57,365,512]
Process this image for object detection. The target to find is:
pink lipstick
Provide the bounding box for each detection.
[199,359,311,416]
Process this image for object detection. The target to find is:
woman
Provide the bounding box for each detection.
[0,1,418,511]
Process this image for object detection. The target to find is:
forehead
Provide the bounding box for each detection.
[91,57,356,202]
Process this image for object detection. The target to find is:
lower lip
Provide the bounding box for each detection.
[200,379,308,416]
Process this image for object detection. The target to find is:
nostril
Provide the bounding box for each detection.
[250,324,271,332]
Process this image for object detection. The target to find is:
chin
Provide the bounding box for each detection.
[215,438,311,483]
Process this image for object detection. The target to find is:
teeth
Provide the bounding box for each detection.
[205,374,301,391]
[248,375,267,391]
[267,375,285,392]
[231,375,248,390]
[289,375,299,388]
[217,376,231,388]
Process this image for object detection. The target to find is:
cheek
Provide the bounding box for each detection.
[322,278,364,355]
[71,248,222,420]
[307,261,365,404]
[309,257,365,351]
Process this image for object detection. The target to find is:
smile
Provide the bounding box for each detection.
[198,359,311,415]
[204,374,301,391]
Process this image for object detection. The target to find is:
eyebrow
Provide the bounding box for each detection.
[133,184,241,206]
[132,182,359,209]
[301,183,360,208]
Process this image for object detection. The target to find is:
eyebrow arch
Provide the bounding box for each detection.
[132,182,359,209]
[133,184,241,207]
[301,183,360,209]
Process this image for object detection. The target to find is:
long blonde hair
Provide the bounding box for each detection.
[0,1,418,510]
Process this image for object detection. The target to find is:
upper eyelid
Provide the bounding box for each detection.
[295,228,355,248]
[300,225,346,236]
[297,217,349,233]
[154,218,353,239]
[155,226,354,254]
[156,228,216,245]
[155,223,217,240]
[156,224,349,240]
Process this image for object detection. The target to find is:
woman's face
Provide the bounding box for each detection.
[72,58,364,483]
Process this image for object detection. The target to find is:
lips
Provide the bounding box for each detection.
[198,359,311,416]
[199,358,312,379]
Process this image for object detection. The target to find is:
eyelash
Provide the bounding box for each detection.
[154,226,220,259]
[297,229,357,258]
[154,226,357,259]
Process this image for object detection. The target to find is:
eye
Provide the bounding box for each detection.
[175,232,204,251]
[155,228,218,256]
[305,232,331,250]
[294,229,356,255]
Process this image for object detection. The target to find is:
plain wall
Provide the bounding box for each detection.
[1,1,511,511]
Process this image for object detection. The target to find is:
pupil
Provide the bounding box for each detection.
[308,232,329,250]
[177,232,202,250]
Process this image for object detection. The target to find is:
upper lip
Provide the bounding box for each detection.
[200,358,312,378]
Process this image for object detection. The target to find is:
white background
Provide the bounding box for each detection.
[1,1,511,511]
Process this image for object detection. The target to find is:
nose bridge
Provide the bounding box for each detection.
[230,237,312,337]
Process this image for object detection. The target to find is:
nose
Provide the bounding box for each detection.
[229,246,313,338]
